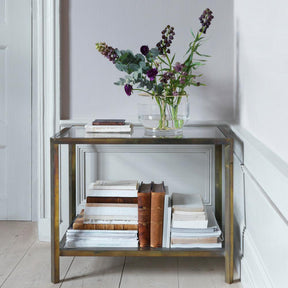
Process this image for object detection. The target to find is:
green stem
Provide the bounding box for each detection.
[133,88,154,96]
[155,97,167,129]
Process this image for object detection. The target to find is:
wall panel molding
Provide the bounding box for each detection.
[76,144,215,213]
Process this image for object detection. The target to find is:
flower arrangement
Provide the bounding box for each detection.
[95,8,214,134]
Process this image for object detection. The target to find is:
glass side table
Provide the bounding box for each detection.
[50,124,234,284]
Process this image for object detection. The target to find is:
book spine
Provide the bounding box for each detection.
[137,191,151,248]
[86,196,138,204]
[72,222,138,230]
[150,191,165,248]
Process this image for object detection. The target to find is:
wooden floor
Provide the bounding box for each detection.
[0,221,242,288]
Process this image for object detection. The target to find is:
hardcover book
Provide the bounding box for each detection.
[150,182,165,248]
[137,182,152,248]
[86,196,138,204]
[85,123,131,133]
[88,180,139,197]
[92,119,126,125]
[73,210,138,230]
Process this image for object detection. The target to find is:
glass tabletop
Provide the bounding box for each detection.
[51,125,231,145]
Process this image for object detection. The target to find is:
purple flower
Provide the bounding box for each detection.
[199,8,214,34]
[146,68,158,81]
[140,45,149,56]
[124,84,133,96]
[174,62,184,72]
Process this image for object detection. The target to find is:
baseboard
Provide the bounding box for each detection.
[38,218,50,242]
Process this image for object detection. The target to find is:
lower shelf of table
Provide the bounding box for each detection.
[59,246,225,257]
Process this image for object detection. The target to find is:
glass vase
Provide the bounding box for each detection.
[138,94,190,136]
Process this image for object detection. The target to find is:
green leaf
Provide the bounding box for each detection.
[135,54,145,62]
[157,56,169,66]
[127,63,139,74]
[171,54,175,65]
[150,48,159,57]
[115,63,124,71]
[190,29,195,38]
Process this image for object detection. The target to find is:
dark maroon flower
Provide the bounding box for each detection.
[199,8,214,34]
[146,68,158,81]
[156,25,175,55]
[140,45,149,56]
[124,84,133,96]
[174,62,184,72]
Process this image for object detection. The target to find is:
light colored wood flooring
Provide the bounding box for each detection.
[0,221,242,288]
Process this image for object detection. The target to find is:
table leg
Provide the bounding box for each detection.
[51,142,60,283]
[215,145,222,230]
[69,144,76,224]
[224,141,234,284]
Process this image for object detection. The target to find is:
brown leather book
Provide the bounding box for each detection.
[150,182,165,248]
[86,196,138,204]
[137,182,152,247]
[72,210,138,230]
[92,119,126,125]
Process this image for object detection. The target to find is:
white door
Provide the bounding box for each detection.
[0,0,32,220]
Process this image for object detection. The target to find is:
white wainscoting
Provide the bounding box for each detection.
[232,125,288,288]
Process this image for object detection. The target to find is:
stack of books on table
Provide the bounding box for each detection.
[85,119,132,133]
[170,193,222,248]
[65,180,139,248]
[137,181,171,248]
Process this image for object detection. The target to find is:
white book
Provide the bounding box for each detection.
[80,219,138,225]
[171,230,222,238]
[84,215,138,223]
[172,193,205,213]
[85,124,132,133]
[172,218,208,229]
[65,239,139,248]
[88,180,139,197]
[166,198,172,248]
[87,189,138,197]
[172,213,207,221]
[66,229,138,237]
[90,180,138,190]
[173,210,206,216]
[162,195,169,248]
[171,208,222,236]
[84,203,138,216]
[170,242,222,249]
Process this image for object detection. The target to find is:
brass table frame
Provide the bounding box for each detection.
[50,125,233,284]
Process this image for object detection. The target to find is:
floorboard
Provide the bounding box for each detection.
[0,221,37,286]
[120,257,178,288]
[178,257,242,288]
[61,256,124,288]
[0,222,243,288]
[0,242,73,288]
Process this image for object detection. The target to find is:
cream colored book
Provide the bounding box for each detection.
[172,193,205,213]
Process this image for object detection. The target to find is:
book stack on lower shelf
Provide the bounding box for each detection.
[170,193,223,248]
[64,180,222,250]
[65,180,139,248]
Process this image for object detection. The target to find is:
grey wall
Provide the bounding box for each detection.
[235,0,288,164]
[61,0,234,123]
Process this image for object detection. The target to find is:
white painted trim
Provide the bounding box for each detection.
[241,231,273,288]
[35,0,61,241]
[231,125,288,223]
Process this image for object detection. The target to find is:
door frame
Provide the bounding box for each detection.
[33,0,60,240]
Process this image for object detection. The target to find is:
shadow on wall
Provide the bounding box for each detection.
[61,0,70,120]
